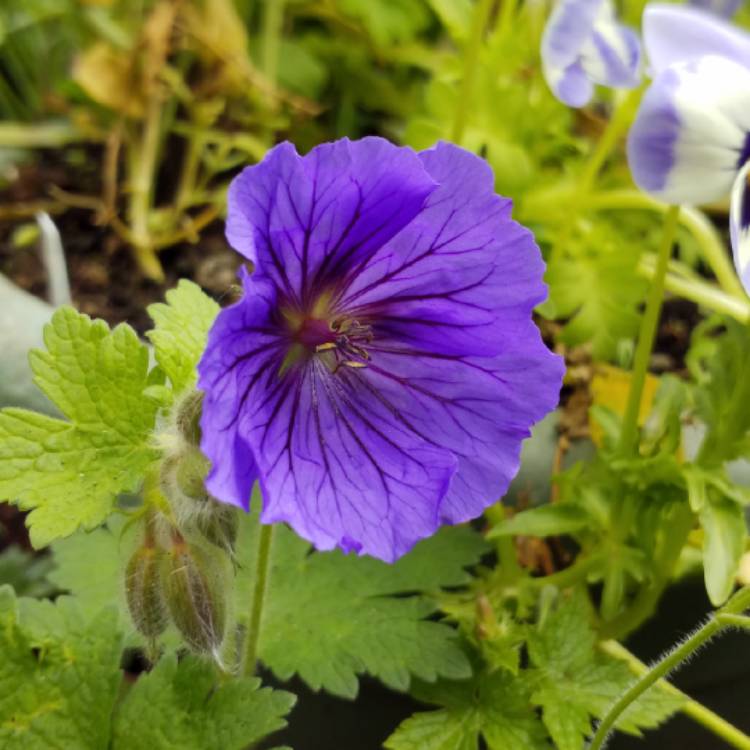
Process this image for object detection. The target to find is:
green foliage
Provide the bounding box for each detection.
[544,246,647,360]
[527,593,683,750]
[0,308,158,547]
[0,546,55,597]
[236,506,485,698]
[147,280,220,395]
[112,654,295,750]
[385,671,548,750]
[0,586,123,750]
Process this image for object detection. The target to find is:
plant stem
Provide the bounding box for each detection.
[241,523,275,676]
[600,640,750,750]
[261,0,286,98]
[589,587,750,750]
[618,205,680,455]
[578,87,643,195]
[451,0,494,144]
[585,190,744,298]
[638,255,750,323]
[129,95,165,281]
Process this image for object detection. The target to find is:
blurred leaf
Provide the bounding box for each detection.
[335,0,432,46]
[700,494,746,606]
[545,249,647,360]
[0,546,55,597]
[489,504,596,538]
[73,41,145,117]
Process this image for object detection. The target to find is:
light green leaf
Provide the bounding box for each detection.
[112,654,295,750]
[0,308,158,547]
[544,250,647,360]
[488,503,595,538]
[49,516,135,630]
[0,586,123,750]
[701,495,746,606]
[237,505,485,698]
[527,592,683,750]
[146,280,219,394]
[385,671,547,750]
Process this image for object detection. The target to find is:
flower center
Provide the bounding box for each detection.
[280,306,373,376]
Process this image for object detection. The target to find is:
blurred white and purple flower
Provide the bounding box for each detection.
[628,3,750,293]
[541,0,641,107]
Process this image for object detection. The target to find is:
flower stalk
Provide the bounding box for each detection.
[600,640,750,750]
[589,586,750,750]
[451,0,494,144]
[241,522,275,676]
[618,204,680,455]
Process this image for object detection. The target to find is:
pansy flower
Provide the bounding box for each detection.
[541,0,642,107]
[627,3,750,293]
[197,137,563,562]
[688,0,742,18]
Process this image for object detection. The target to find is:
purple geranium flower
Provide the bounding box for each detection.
[541,0,641,107]
[628,3,750,293]
[197,137,563,562]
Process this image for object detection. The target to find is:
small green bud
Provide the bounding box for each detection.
[162,539,227,654]
[176,390,204,447]
[175,448,210,501]
[196,504,239,556]
[125,545,169,640]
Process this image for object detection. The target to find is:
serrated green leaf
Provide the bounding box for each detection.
[146,280,219,395]
[0,586,123,750]
[112,654,295,750]
[527,592,683,750]
[701,495,746,606]
[237,504,486,697]
[49,516,135,631]
[0,308,158,547]
[488,503,595,538]
[385,671,548,750]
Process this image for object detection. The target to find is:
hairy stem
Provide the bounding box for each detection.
[589,587,750,750]
[451,0,494,144]
[241,523,275,676]
[601,640,750,750]
[618,205,680,455]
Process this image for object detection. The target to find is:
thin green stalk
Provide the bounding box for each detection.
[585,189,745,298]
[589,587,750,750]
[528,554,600,589]
[451,0,494,144]
[578,87,643,194]
[241,523,275,676]
[129,95,164,281]
[618,205,680,455]
[497,0,518,36]
[601,640,750,750]
[638,255,750,323]
[717,613,750,631]
[261,0,286,95]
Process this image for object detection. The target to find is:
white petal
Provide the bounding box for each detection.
[644,3,750,74]
[628,55,750,205]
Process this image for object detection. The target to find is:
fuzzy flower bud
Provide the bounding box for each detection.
[161,538,227,654]
[125,544,169,640]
